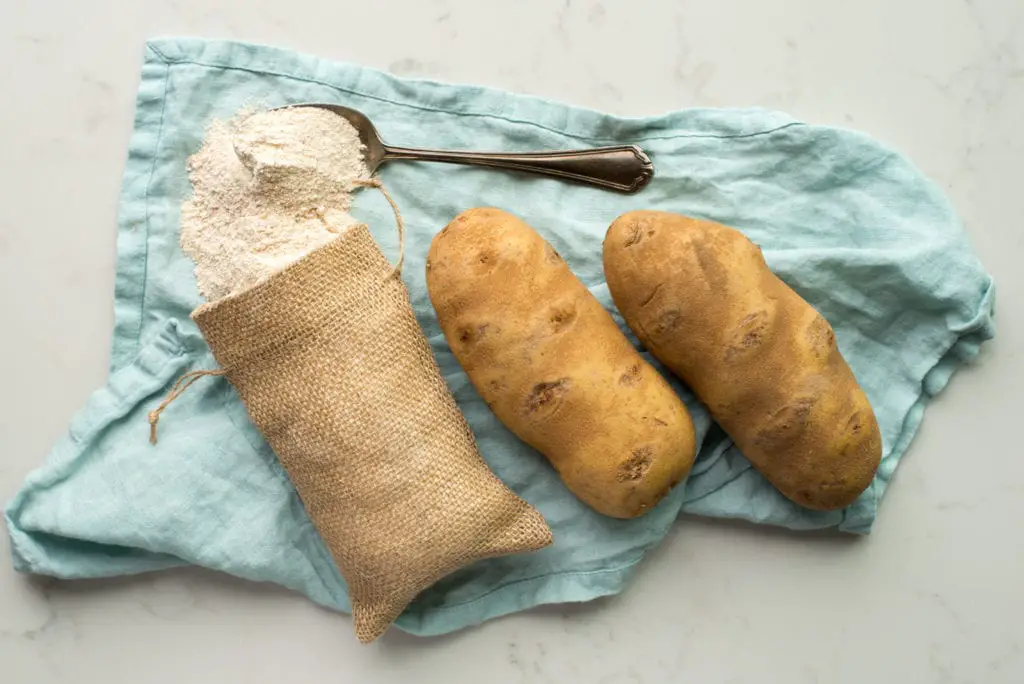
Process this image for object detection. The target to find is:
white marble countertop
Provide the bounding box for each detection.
[1,1,1021,682]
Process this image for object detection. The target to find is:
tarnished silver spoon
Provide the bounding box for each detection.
[275,103,655,194]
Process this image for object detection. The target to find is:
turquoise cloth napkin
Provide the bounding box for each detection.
[5,38,994,636]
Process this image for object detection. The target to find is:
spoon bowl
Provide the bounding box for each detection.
[289,104,390,172]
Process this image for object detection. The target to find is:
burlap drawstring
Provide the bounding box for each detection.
[148,176,405,445]
[148,368,227,444]
[352,177,405,278]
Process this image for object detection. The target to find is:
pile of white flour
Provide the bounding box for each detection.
[181,107,371,300]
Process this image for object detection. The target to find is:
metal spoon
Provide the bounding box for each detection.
[274,103,655,194]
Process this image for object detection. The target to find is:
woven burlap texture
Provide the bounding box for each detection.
[192,225,553,643]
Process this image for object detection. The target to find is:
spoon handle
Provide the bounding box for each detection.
[381,144,654,194]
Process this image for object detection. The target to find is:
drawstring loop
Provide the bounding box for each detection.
[148,369,226,445]
[352,177,405,279]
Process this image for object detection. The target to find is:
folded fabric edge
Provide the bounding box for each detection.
[110,47,175,372]
[839,278,996,534]
[5,527,188,579]
[393,555,645,637]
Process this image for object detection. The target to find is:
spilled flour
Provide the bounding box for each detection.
[181,107,371,300]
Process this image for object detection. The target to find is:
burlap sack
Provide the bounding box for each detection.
[190,224,552,642]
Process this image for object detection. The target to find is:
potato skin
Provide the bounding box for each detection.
[603,211,882,511]
[426,208,696,519]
